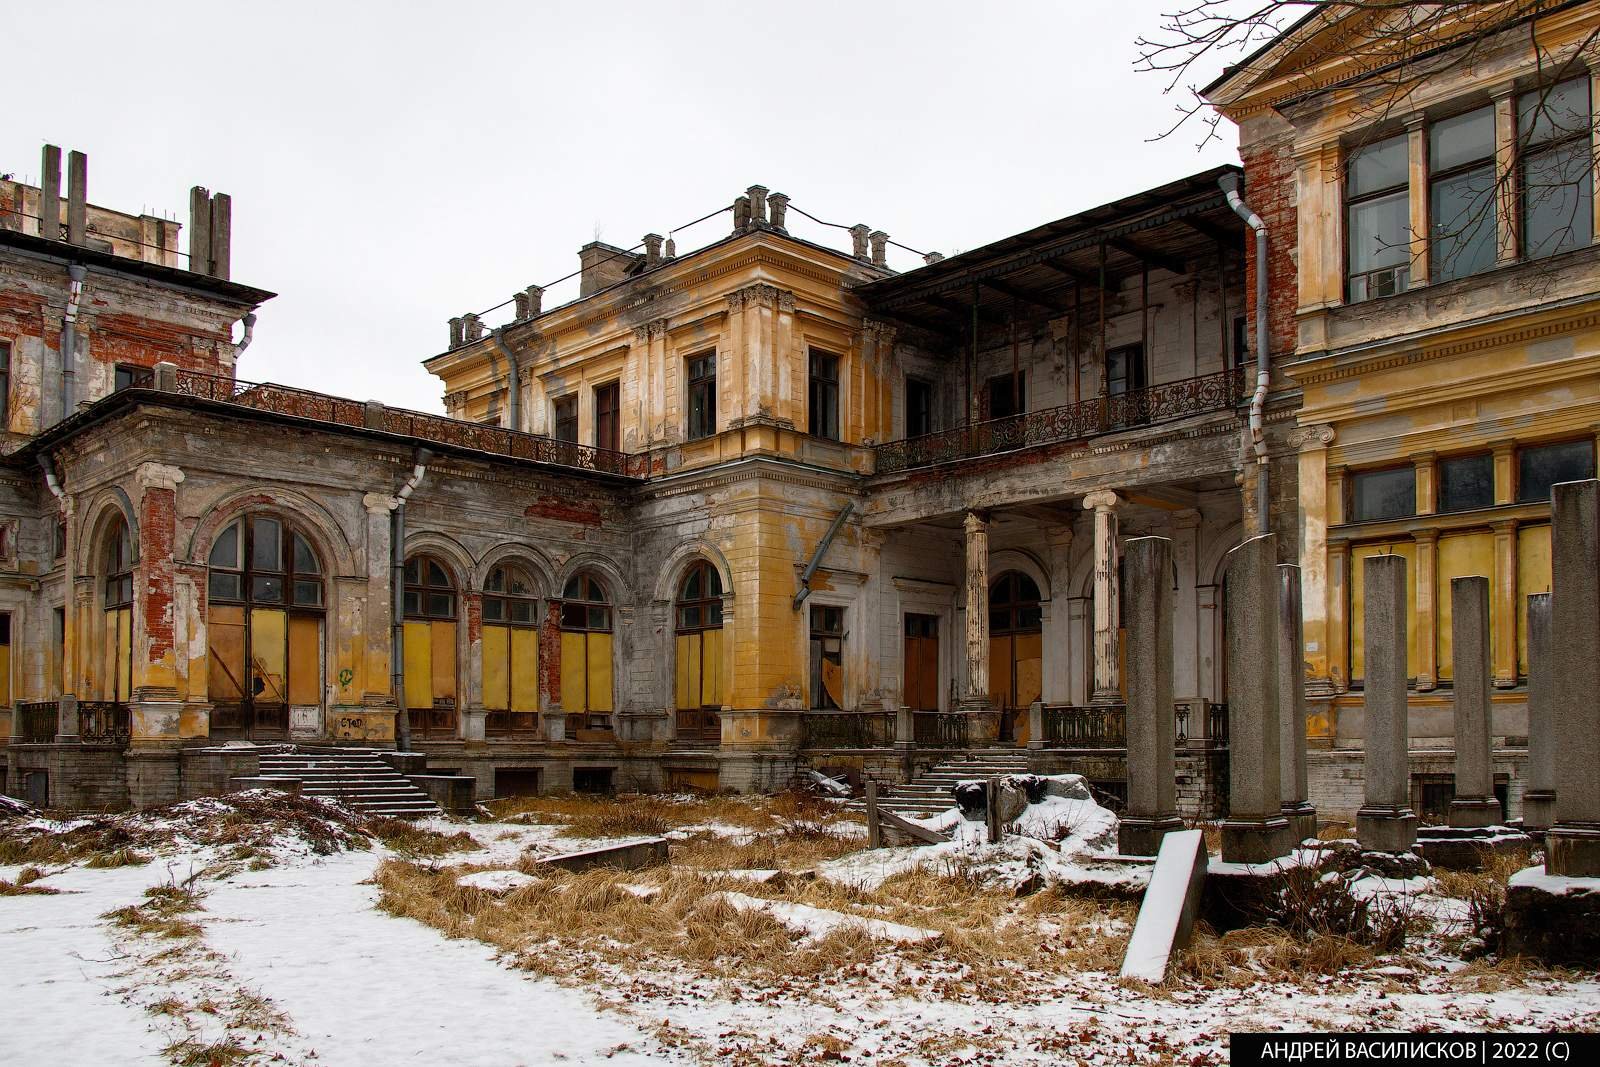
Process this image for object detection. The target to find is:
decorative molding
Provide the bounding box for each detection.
[1082,490,1121,512]
[1291,424,1337,450]
[136,462,184,493]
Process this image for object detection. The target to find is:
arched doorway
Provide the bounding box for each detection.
[207,515,324,738]
[403,554,458,738]
[674,560,724,742]
[102,515,134,704]
[560,571,614,731]
[482,562,539,736]
[989,570,1042,742]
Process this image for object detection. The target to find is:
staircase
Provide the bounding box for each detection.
[853,750,1032,819]
[256,749,441,818]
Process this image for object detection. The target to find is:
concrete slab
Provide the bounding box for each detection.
[1121,828,1208,983]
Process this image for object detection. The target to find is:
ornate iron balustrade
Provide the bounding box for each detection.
[1043,704,1127,747]
[1175,701,1192,744]
[912,711,970,748]
[159,369,646,479]
[16,701,58,742]
[801,711,894,749]
[78,702,131,746]
[1208,702,1229,745]
[873,367,1246,474]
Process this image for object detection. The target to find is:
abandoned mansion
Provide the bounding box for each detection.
[3,6,1599,818]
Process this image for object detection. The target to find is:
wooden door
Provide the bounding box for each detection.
[903,614,939,711]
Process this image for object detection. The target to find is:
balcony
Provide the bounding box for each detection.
[801,711,895,749]
[874,367,1244,475]
[13,700,131,747]
[126,367,647,479]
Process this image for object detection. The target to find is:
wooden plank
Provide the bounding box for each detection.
[484,625,509,710]
[877,806,952,846]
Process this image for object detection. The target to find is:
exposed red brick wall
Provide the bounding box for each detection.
[139,486,177,664]
[464,592,483,645]
[1240,135,1299,364]
[540,601,562,706]
[525,496,603,526]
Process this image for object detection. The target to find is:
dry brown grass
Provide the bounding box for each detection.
[0,864,58,895]
[484,790,862,841]
[1317,820,1356,841]
[366,817,481,857]
[102,882,206,940]
[1176,923,1377,987]
[1433,848,1529,957]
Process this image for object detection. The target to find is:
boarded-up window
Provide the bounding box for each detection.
[809,605,845,709]
[674,562,724,711]
[484,564,539,735]
[903,614,939,711]
[0,613,11,708]
[989,572,1043,742]
[560,572,613,723]
[1349,542,1419,685]
[1435,531,1494,682]
[403,554,457,737]
[103,515,134,702]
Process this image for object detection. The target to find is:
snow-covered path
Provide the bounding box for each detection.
[200,850,667,1066]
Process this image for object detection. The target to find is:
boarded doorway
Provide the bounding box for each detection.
[989,572,1043,743]
[903,614,940,711]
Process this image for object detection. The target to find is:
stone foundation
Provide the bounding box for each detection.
[1502,867,1600,965]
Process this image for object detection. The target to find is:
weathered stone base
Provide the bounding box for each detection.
[1118,814,1185,858]
[1415,825,1535,871]
[1447,796,1502,829]
[1503,866,1600,965]
[410,774,477,814]
[1200,865,1295,933]
[1281,801,1317,843]
[1546,824,1600,878]
[1356,805,1418,853]
[1219,814,1293,864]
[1521,790,1555,834]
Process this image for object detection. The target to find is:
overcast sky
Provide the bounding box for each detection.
[3,0,1239,413]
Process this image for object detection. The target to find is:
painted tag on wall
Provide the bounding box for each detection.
[289,705,322,738]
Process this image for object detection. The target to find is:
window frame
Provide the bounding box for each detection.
[807,603,846,711]
[1516,438,1598,504]
[103,516,134,610]
[986,371,1026,419]
[403,554,458,621]
[989,571,1043,635]
[904,376,934,438]
[560,572,613,633]
[1344,131,1413,303]
[1105,343,1147,396]
[0,339,10,427]
[1349,464,1419,523]
[552,394,578,444]
[686,351,717,441]
[674,561,724,634]
[1436,452,1496,514]
[207,515,325,612]
[593,380,620,452]
[483,563,539,627]
[807,349,841,441]
[1428,104,1499,283]
[1518,76,1595,260]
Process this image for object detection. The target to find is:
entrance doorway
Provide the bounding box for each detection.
[903,614,940,711]
[989,572,1043,742]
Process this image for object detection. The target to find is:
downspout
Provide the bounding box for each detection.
[793,503,855,610]
[235,312,257,356]
[489,327,521,431]
[389,447,434,752]
[39,455,67,506]
[61,263,86,422]
[1219,172,1270,536]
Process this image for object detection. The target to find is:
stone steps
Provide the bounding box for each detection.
[256,750,441,819]
[847,752,1033,819]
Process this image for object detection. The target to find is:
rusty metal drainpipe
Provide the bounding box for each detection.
[489,327,521,431]
[390,447,434,752]
[1219,172,1270,536]
[61,263,86,422]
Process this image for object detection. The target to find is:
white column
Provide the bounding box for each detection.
[1084,490,1122,704]
[962,510,990,708]
[1042,524,1074,704]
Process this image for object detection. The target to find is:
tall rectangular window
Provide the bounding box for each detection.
[1346,133,1412,301]
[686,352,716,440]
[594,381,619,452]
[905,377,933,438]
[552,395,578,443]
[114,364,141,391]
[1106,343,1147,395]
[1520,77,1594,259]
[808,350,840,440]
[1517,439,1596,503]
[0,612,11,709]
[1438,453,1495,512]
[986,371,1025,419]
[0,340,10,428]
[1231,316,1249,367]
[1430,106,1498,282]
[809,604,845,710]
[1351,466,1417,522]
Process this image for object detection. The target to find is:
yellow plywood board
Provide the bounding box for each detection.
[208,605,247,702]
[988,637,1012,709]
[403,620,433,710]
[484,625,510,711]
[703,627,723,707]
[250,609,287,704]
[510,627,538,712]
[430,620,457,702]
[1350,542,1418,682]
[0,642,10,708]
[588,632,614,712]
[1435,531,1494,682]
[560,631,586,712]
[675,633,692,710]
[1015,631,1043,707]
[115,607,133,702]
[287,615,322,706]
[1518,525,1552,677]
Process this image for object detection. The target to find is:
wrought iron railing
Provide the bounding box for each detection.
[78,702,131,746]
[1043,704,1127,747]
[1175,701,1192,744]
[801,711,894,749]
[873,367,1246,474]
[1208,702,1229,745]
[154,368,646,478]
[16,701,58,742]
[912,711,970,748]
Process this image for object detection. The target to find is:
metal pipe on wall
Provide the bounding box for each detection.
[1219,172,1270,536]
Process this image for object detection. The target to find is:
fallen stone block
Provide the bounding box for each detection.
[1121,829,1208,983]
[1502,865,1600,966]
[537,836,669,873]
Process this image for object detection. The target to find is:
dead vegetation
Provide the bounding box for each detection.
[485,789,862,840]
[1433,849,1526,958]
[0,865,58,896]
[103,881,207,941]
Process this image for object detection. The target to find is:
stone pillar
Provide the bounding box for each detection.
[1326,539,1351,694]
[1412,529,1438,691]
[1294,425,1337,697]
[1356,553,1419,853]
[1523,592,1556,832]
[1278,563,1317,841]
[1084,490,1121,705]
[1170,510,1201,705]
[961,511,991,709]
[1491,520,1519,689]
[1447,576,1500,828]
[361,493,397,708]
[1547,479,1600,876]
[1043,525,1074,704]
[1220,534,1292,863]
[131,464,184,749]
[1119,537,1183,856]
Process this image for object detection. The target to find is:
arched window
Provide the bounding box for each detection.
[989,571,1043,741]
[483,563,539,736]
[206,516,324,738]
[402,554,458,737]
[559,571,613,728]
[674,561,724,741]
[103,515,134,702]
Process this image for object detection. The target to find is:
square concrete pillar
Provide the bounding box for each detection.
[1547,479,1600,877]
[1277,564,1316,841]
[1356,553,1419,853]
[1119,537,1184,856]
[1447,576,1500,828]
[1522,592,1556,832]
[1220,534,1292,863]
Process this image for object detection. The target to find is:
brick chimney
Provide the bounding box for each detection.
[578,242,642,297]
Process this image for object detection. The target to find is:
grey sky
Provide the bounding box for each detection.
[3,0,1238,413]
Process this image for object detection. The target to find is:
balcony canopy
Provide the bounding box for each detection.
[854,165,1246,341]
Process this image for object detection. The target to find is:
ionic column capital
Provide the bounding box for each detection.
[1082,490,1120,513]
[363,492,399,515]
[1291,424,1336,451]
[963,510,990,534]
[135,462,184,493]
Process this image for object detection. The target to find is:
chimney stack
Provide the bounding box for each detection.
[849,224,870,260]
[187,187,233,278]
[869,230,889,268]
[733,196,751,232]
[513,292,529,319]
[747,185,768,226]
[524,285,543,317]
[767,192,789,231]
[462,313,484,342]
[66,150,87,245]
[39,145,61,241]
[449,317,464,348]
[924,251,945,265]
[664,236,676,259]
[642,233,663,267]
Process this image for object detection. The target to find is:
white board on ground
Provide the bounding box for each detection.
[1120,828,1208,983]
